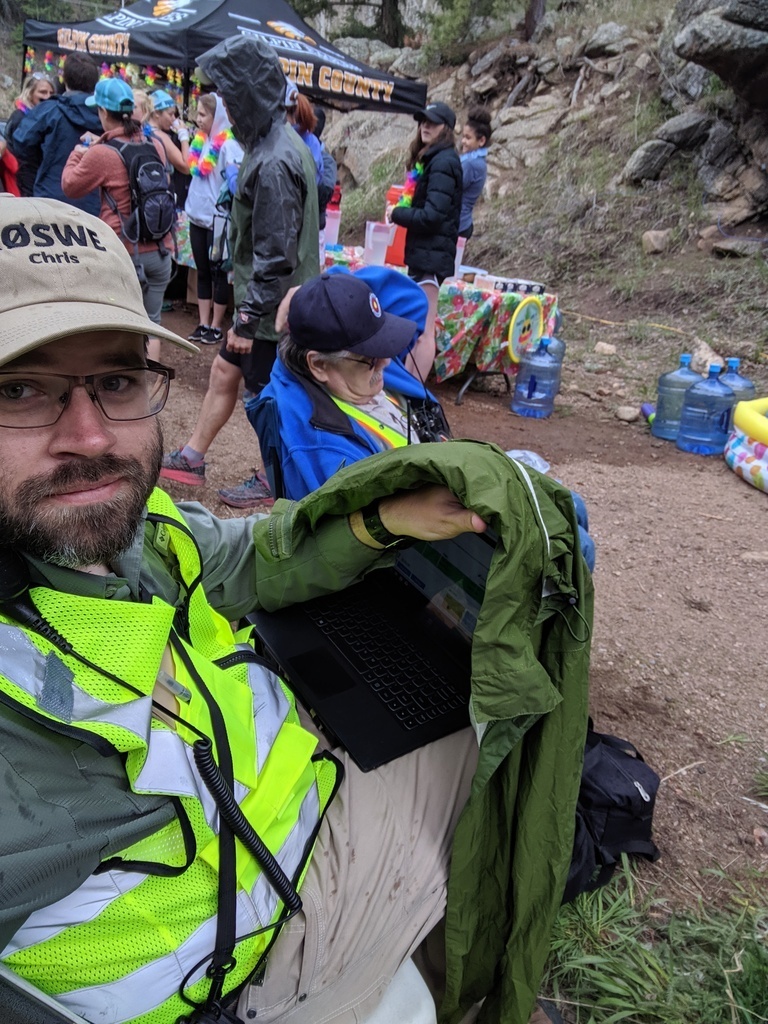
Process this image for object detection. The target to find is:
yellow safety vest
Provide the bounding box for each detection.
[332,394,409,449]
[0,489,339,1024]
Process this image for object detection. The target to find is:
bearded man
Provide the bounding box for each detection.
[0,195,588,1024]
[0,196,485,1023]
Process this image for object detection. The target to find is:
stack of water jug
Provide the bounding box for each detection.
[652,354,755,455]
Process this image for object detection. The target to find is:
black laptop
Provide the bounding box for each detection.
[250,530,495,771]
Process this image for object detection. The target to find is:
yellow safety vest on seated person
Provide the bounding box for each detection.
[332,394,409,450]
[0,488,340,1024]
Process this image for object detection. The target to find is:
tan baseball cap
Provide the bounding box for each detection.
[0,195,198,367]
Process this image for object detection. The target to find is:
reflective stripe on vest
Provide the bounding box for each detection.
[0,489,339,1023]
[0,621,156,746]
[331,394,409,448]
[4,783,322,1024]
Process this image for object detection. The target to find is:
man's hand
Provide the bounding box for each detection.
[226,328,254,354]
[378,485,487,542]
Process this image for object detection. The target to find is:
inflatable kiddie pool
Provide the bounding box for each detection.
[724,396,768,493]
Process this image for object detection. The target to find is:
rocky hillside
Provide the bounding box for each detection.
[320,0,766,382]
[328,0,768,239]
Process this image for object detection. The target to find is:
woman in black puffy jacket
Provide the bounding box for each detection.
[391,101,462,380]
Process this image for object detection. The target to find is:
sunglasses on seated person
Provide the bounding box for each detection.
[341,354,381,372]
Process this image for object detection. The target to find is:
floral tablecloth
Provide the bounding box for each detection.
[434,279,559,383]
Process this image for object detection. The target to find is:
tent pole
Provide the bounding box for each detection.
[183,70,191,120]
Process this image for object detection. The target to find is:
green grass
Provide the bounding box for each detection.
[542,860,768,1024]
[717,734,755,747]
[557,0,670,34]
[753,759,768,799]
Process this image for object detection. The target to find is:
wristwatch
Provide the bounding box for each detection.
[233,309,256,338]
[360,500,410,549]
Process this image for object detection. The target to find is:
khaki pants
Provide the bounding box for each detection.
[238,712,478,1024]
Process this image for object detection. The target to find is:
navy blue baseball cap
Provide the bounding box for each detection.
[288,273,417,358]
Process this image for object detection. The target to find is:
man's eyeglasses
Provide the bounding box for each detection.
[0,361,175,429]
[341,354,378,371]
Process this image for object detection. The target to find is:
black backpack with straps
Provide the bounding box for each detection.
[103,138,175,246]
[562,721,661,903]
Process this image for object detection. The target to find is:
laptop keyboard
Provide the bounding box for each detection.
[306,595,466,731]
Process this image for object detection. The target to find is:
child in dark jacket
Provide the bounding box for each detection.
[391,101,462,381]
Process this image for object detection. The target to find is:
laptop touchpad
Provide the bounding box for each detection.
[288,649,355,696]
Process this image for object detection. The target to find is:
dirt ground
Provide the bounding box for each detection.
[158,304,768,910]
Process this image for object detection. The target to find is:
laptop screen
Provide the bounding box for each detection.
[394,530,496,643]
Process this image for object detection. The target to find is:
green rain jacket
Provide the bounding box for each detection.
[269,439,593,1024]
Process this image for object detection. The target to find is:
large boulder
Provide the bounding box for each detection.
[322,110,414,190]
[699,120,743,170]
[471,42,511,77]
[332,37,377,63]
[489,94,568,169]
[489,100,569,171]
[654,110,713,147]
[672,0,768,108]
[584,22,639,57]
[621,140,676,182]
[388,46,428,79]
[369,43,402,70]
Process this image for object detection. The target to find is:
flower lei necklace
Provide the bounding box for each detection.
[188,128,233,177]
[396,161,424,207]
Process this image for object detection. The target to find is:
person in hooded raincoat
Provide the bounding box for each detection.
[161,36,320,509]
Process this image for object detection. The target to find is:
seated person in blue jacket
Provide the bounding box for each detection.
[249,270,452,500]
[250,269,596,571]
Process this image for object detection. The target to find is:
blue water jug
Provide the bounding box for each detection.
[676,365,735,456]
[719,357,756,405]
[511,339,559,419]
[545,335,566,394]
[651,353,701,441]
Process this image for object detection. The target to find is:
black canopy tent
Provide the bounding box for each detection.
[23,0,427,116]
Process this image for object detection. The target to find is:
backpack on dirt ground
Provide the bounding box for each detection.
[103,139,175,247]
[562,721,661,904]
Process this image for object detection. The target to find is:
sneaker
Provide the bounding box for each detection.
[201,326,224,345]
[217,471,273,509]
[160,449,207,486]
[187,324,210,342]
